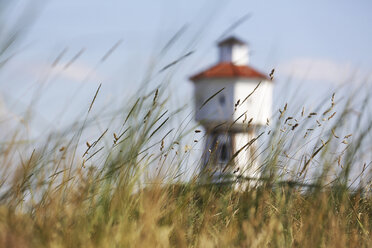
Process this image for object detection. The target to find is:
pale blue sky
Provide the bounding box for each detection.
[0,0,371,182]
[1,0,372,133]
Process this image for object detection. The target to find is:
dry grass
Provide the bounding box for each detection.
[0,3,371,246]
[0,83,371,248]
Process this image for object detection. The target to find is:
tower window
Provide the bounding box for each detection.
[209,134,232,164]
[219,95,226,105]
[220,143,228,162]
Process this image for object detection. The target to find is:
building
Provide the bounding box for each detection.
[189,36,273,183]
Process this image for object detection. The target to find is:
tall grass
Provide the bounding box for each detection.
[0,3,371,247]
[0,76,371,247]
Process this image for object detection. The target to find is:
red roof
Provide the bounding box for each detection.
[190,62,269,81]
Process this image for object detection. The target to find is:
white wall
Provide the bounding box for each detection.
[194,78,273,127]
[233,132,261,179]
[194,78,236,124]
[218,44,249,65]
[233,79,273,126]
[232,44,249,65]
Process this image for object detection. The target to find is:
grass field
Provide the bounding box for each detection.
[0,81,371,248]
[0,3,371,246]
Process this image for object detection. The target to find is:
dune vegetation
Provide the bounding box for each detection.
[0,2,371,247]
[0,79,371,247]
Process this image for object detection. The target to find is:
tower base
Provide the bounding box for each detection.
[200,128,262,188]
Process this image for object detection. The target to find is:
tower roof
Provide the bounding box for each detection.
[217,36,246,47]
[190,62,269,81]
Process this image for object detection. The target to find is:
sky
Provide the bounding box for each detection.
[1,0,372,136]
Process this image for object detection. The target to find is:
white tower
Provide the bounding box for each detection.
[190,36,273,183]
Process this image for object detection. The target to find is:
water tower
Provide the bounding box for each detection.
[189,36,273,182]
